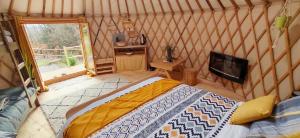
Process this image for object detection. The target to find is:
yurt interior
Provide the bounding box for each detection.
[0,0,300,137]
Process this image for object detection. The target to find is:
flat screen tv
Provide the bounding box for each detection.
[209,51,248,84]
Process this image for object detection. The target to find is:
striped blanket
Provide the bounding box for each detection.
[62,77,248,138]
[247,96,300,138]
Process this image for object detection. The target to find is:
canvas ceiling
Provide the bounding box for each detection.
[0,0,283,16]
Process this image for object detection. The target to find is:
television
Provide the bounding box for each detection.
[209,51,248,84]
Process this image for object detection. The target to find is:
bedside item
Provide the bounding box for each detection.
[209,51,248,84]
[230,94,276,125]
[139,34,147,45]
[165,44,176,62]
[150,58,185,79]
[183,68,198,86]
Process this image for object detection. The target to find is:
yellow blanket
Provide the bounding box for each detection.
[64,79,180,138]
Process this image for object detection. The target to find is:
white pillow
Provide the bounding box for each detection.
[3,30,11,36]
[0,97,9,111]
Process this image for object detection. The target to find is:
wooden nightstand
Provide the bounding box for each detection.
[150,58,185,79]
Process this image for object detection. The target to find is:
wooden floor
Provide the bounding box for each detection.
[17,71,243,137]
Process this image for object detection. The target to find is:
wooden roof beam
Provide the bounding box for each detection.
[205,0,214,11]
[82,0,86,16]
[133,0,139,17]
[125,0,130,16]
[185,0,194,14]
[176,0,184,14]
[166,0,175,14]
[158,0,165,15]
[100,0,104,17]
[117,0,121,16]
[141,0,148,15]
[42,0,46,17]
[61,0,64,17]
[245,0,254,8]
[229,0,239,9]
[52,0,56,17]
[217,0,225,10]
[195,0,204,12]
[108,0,112,17]
[8,0,15,15]
[71,0,74,17]
[27,0,32,16]
[150,0,157,16]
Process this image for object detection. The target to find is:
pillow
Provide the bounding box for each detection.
[230,94,276,124]
[247,96,300,138]
[3,30,11,36]
[0,96,9,111]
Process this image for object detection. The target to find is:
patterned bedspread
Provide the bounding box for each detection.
[90,85,239,138]
[62,77,246,138]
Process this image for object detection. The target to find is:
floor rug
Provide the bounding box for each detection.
[40,76,130,135]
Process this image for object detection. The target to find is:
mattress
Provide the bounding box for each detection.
[61,77,249,138]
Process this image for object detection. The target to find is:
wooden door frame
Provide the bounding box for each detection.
[19,17,93,86]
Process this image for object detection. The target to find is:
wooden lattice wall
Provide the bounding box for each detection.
[88,2,300,101]
[0,45,20,89]
[0,0,299,101]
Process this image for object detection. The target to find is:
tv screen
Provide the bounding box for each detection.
[209,51,248,84]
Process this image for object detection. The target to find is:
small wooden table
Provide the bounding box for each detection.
[150,58,185,79]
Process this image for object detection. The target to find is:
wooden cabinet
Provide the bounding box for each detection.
[113,45,147,72]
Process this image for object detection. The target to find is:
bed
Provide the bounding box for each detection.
[60,76,300,138]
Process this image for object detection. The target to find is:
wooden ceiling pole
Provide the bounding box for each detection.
[71,0,74,17]
[133,0,139,17]
[245,0,254,8]
[150,0,157,16]
[229,0,239,9]
[42,0,46,17]
[83,0,86,16]
[166,0,174,15]
[108,0,112,17]
[141,0,148,16]
[194,0,204,12]
[117,0,121,16]
[27,0,32,16]
[217,0,225,10]
[52,0,56,17]
[61,0,64,17]
[125,0,130,16]
[158,0,165,15]
[176,0,184,14]
[185,0,194,14]
[205,0,214,11]
[8,0,15,15]
[100,0,104,17]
